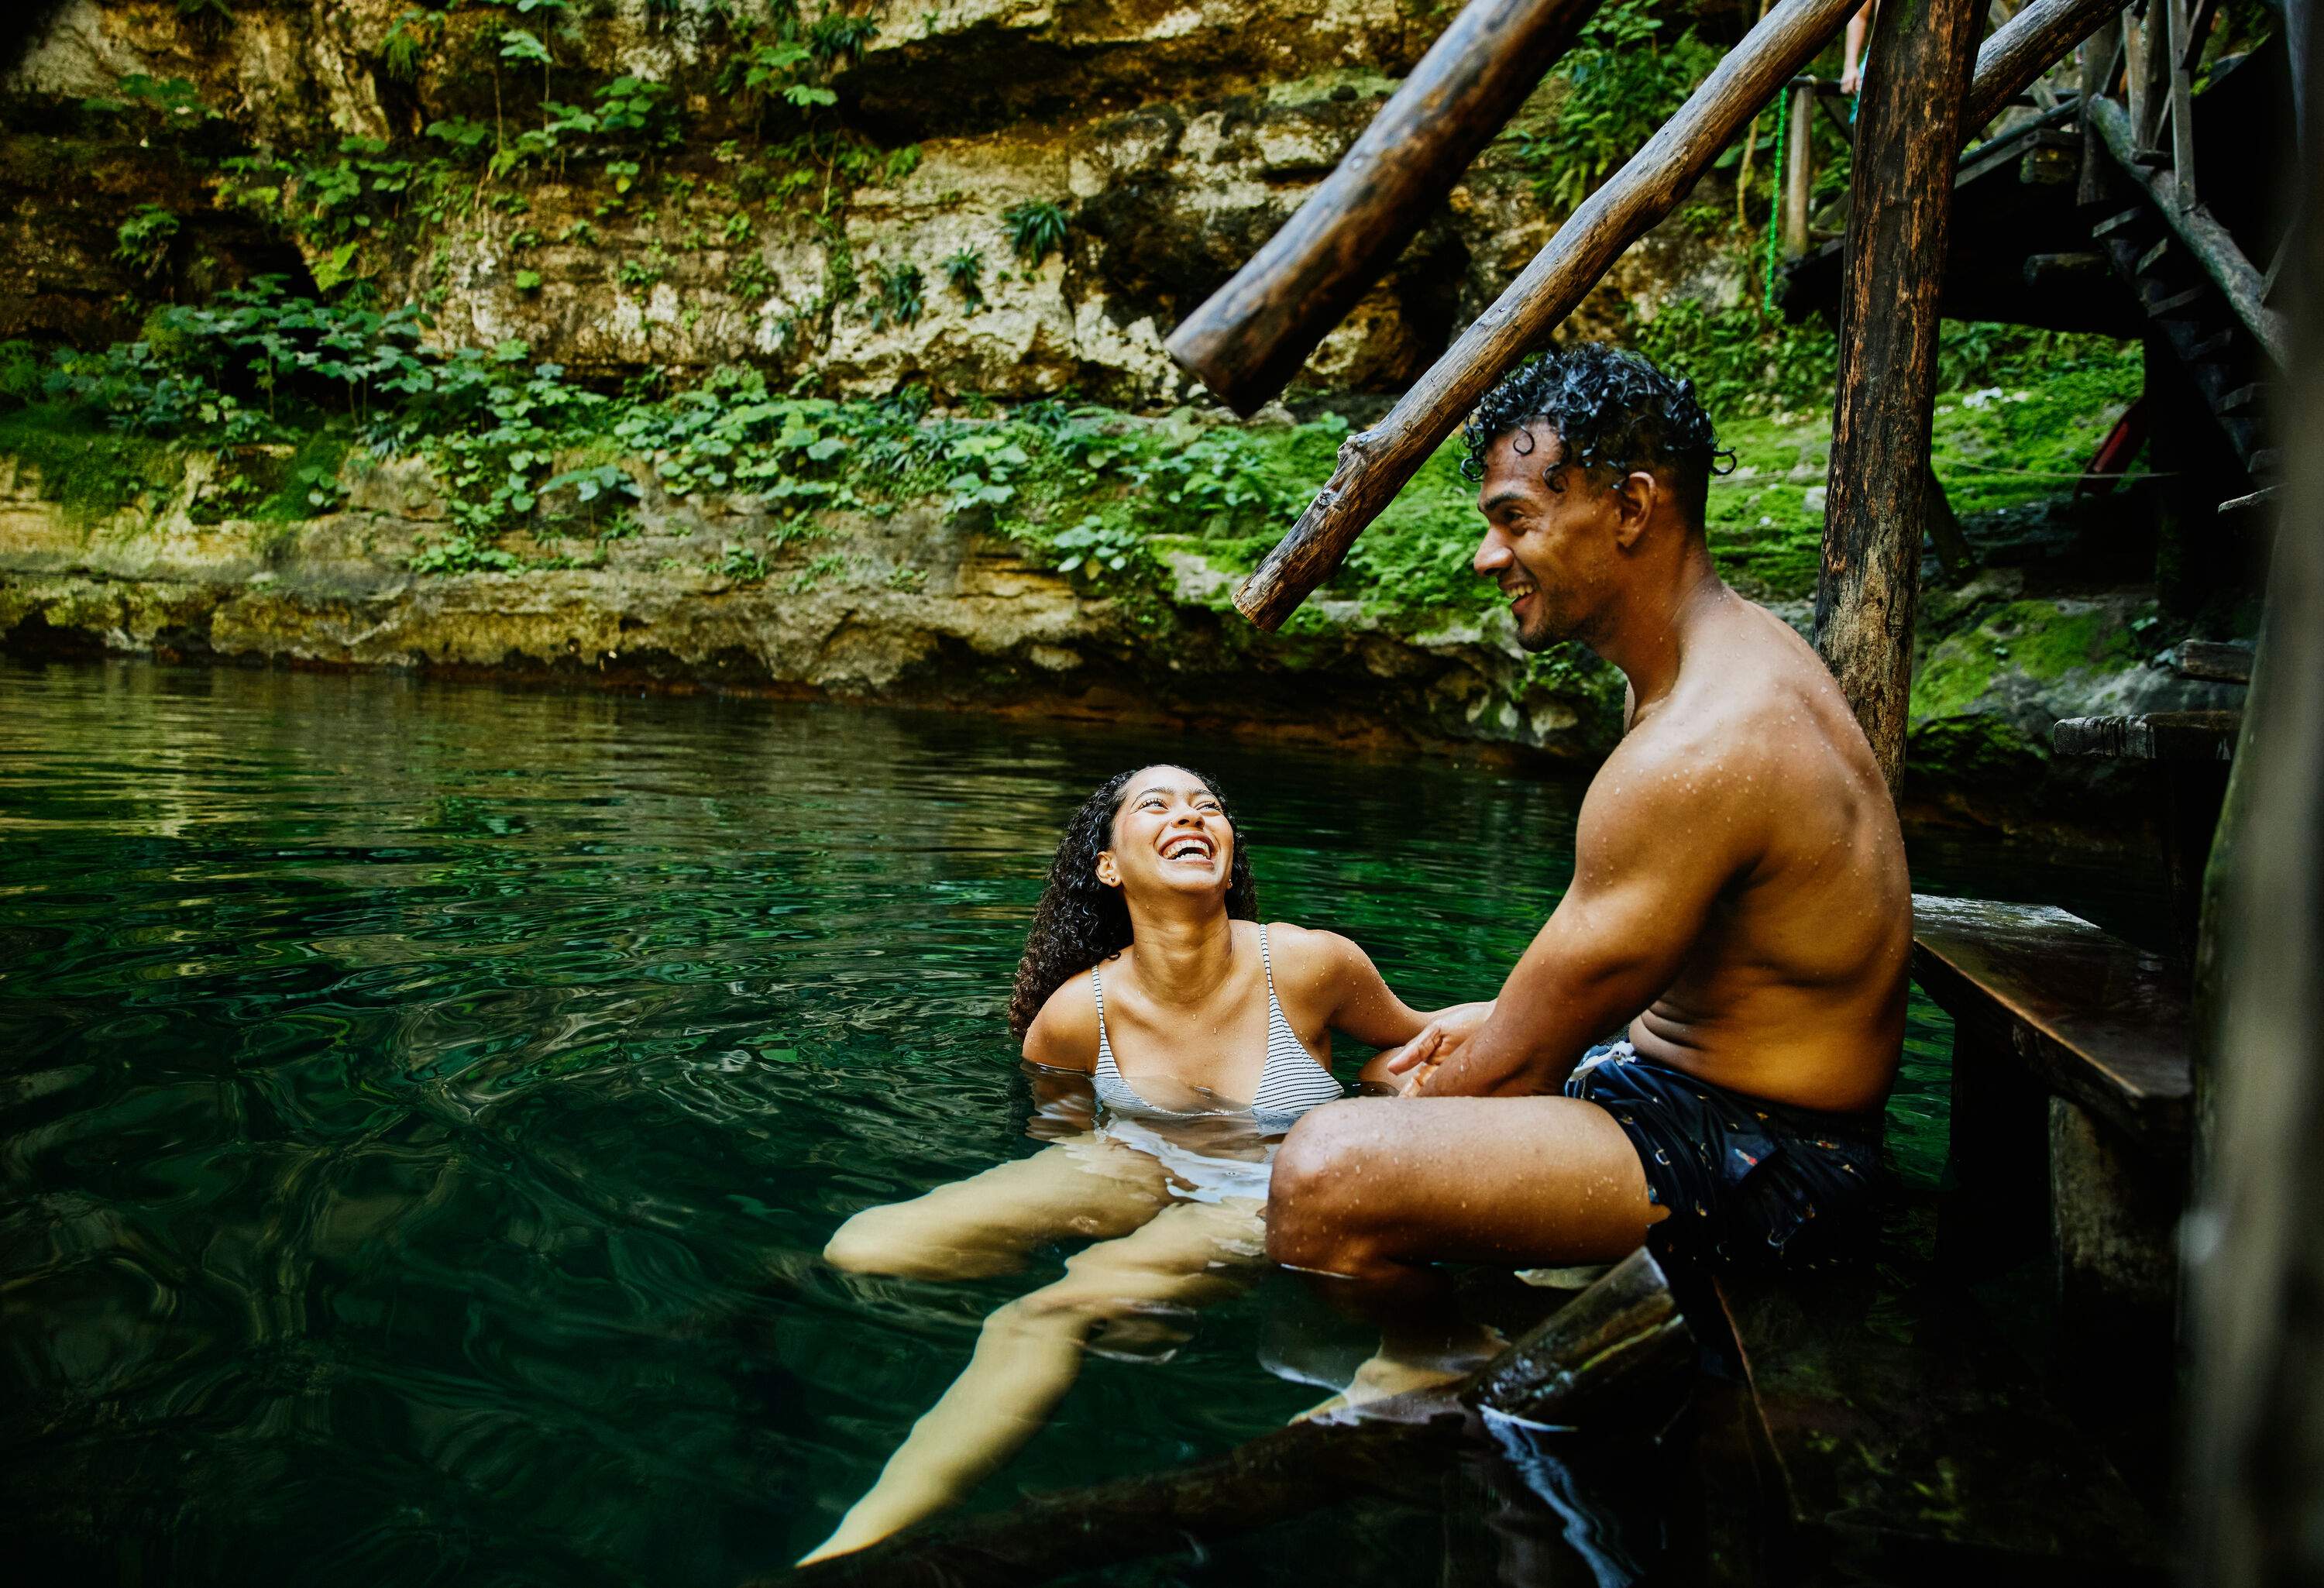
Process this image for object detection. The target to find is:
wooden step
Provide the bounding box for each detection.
[1912,895,2194,1151]
[2135,238,2172,276]
[2213,382,2263,416]
[2090,205,2153,239]
[2146,284,2206,317]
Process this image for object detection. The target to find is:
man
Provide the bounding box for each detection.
[1267,343,1911,1297]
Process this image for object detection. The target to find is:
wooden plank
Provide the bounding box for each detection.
[1165,0,1607,417]
[2052,708,2242,760]
[1910,895,2193,1150]
[1716,1265,2171,1579]
[1812,0,1985,789]
[2087,95,2290,365]
[1229,0,1866,631]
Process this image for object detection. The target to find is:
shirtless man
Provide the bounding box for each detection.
[1267,343,1912,1291]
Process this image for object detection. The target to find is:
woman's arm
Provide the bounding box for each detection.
[1268,923,1446,1049]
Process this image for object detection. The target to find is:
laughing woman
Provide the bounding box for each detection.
[803,763,1439,1562]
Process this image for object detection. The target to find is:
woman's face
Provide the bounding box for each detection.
[1095,765,1233,905]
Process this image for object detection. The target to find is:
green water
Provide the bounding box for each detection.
[0,658,2164,1585]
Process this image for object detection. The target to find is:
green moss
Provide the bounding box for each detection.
[1911,600,2144,720]
[0,406,179,525]
[1905,713,2047,785]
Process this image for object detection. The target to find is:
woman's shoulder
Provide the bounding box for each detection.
[1258,921,1367,988]
[1022,966,1103,1072]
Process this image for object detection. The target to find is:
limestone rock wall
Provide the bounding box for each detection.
[2,0,1746,404]
[0,446,1626,759]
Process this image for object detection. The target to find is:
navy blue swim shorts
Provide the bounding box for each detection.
[1563,1041,1886,1271]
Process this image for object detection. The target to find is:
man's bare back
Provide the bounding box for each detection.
[1265,344,1911,1299]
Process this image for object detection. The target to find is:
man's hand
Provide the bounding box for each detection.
[1377,1002,1495,1095]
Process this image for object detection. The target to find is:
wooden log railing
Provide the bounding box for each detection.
[1230,0,2137,632]
[1164,0,1606,418]
[1231,0,1865,632]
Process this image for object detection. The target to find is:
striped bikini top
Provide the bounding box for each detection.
[1090,924,1346,1130]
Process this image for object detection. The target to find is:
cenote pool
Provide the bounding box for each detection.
[0,658,2170,1586]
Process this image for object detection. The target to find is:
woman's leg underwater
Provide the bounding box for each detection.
[823,1133,1174,1281]
[803,1196,1269,1562]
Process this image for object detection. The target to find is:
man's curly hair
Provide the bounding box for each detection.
[1006,765,1259,1041]
[1460,342,1734,526]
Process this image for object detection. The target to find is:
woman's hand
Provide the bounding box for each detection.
[1376,1002,1495,1095]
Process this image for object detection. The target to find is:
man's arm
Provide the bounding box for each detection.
[1415,734,1755,1098]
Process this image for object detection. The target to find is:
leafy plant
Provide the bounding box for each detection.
[379,8,443,81]
[1510,0,1721,214]
[1002,200,1070,267]
[869,263,923,329]
[942,247,983,307]
[786,549,848,592]
[1050,514,1143,580]
[114,205,180,279]
[808,12,878,63]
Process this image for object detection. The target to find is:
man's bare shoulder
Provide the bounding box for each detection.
[1593,600,1872,837]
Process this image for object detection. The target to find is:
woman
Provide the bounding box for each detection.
[803,763,1439,1562]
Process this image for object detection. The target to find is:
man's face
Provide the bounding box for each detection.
[1473,424,1621,652]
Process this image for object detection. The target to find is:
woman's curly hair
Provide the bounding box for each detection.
[1459,342,1735,522]
[1006,765,1259,1040]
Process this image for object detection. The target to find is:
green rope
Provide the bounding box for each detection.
[1761,83,1791,317]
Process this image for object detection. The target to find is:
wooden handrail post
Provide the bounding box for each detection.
[1812,0,1988,792]
[1166,0,1607,418]
[1783,80,1816,258]
[2164,0,2199,206]
[2082,12,2126,207]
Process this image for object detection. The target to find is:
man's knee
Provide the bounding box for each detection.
[1266,1103,1379,1270]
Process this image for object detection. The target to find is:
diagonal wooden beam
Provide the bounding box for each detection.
[1962,0,2137,129]
[1165,0,1608,418]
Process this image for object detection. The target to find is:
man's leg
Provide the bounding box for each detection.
[1267,1095,1661,1411]
[1267,1095,1661,1296]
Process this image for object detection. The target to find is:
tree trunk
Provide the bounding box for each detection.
[1810,0,1987,792]
[1166,0,1607,418]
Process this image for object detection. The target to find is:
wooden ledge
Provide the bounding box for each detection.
[1910,895,2192,1151]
